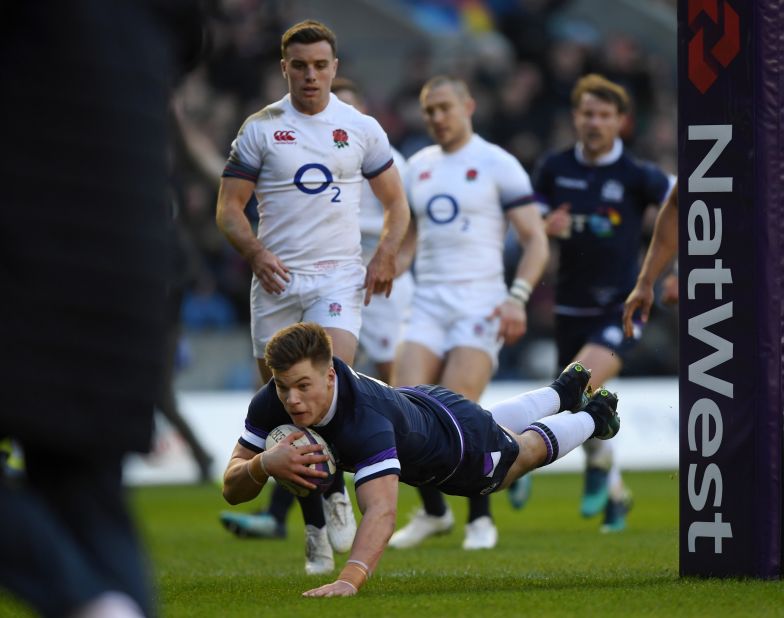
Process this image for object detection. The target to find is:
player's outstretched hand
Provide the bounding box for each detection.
[622,282,653,338]
[489,298,527,345]
[263,432,329,491]
[302,579,358,598]
[249,247,290,294]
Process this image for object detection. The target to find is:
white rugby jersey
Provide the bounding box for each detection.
[358,147,407,264]
[224,93,393,274]
[405,134,536,283]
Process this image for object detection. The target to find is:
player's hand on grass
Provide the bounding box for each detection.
[302,579,358,598]
[249,247,290,294]
[489,298,527,344]
[622,283,653,338]
[262,433,329,491]
[364,248,396,305]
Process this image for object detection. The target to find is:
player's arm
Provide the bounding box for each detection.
[491,204,549,344]
[394,216,417,278]
[215,177,290,294]
[623,183,679,337]
[222,436,329,505]
[365,165,411,304]
[303,474,399,597]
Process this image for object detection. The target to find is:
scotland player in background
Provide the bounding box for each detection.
[388,76,549,551]
[534,74,671,532]
[222,322,621,597]
[215,19,410,575]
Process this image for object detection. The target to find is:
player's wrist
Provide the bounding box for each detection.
[508,278,532,306]
[246,455,268,485]
[338,560,370,591]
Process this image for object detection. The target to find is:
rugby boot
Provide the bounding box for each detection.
[388,508,454,549]
[550,361,592,412]
[583,388,620,440]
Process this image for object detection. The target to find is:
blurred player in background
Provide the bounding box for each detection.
[331,77,415,384]
[623,181,679,336]
[0,1,203,615]
[222,322,620,597]
[215,20,409,574]
[534,74,671,532]
[389,76,549,550]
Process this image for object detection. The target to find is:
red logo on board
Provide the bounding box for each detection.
[687,0,740,94]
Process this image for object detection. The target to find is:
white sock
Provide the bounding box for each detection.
[488,387,560,434]
[608,462,625,500]
[525,411,595,466]
[583,437,614,470]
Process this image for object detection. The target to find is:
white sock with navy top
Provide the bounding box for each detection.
[487,387,561,434]
[526,411,595,466]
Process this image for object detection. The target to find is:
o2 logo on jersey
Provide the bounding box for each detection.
[294,163,341,202]
[425,194,459,224]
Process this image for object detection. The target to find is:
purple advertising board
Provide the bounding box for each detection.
[678,0,782,577]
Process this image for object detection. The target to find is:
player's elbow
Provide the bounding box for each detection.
[222,483,242,505]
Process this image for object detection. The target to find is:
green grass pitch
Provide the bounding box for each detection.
[2,471,782,616]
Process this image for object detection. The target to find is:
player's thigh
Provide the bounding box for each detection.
[326,327,358,366]
[440,346,494,402]
[392,341,443,386]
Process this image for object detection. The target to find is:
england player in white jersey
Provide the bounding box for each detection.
[389,76,549,551]
[215,20,409,576]
[331,78,414,383]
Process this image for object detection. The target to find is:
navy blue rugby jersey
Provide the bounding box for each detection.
[239,357,464,489]
[534,142,670,311]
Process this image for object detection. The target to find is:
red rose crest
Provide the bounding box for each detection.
[466,168,478,181]
[333,129,349,149]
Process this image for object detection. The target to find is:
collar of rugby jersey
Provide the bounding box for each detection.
[574,137,623,167]
[315,373,339,427]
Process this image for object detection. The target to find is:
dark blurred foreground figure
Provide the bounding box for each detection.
[0,2,203,616]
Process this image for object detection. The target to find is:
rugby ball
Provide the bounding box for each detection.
[265,424,336,497]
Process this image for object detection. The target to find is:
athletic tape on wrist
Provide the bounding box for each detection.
[246,458,265,485]
[338,563,368,590]
[336,579,358,593]
[509,278,532,304]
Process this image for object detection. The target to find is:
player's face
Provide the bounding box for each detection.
[572,93,626,160]
[281,41,338,115]
[420,84,474,152]
[272,359,335,427]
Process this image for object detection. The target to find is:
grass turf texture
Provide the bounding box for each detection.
[2,471,782,616]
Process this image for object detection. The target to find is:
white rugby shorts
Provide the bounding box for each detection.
[400,278,507,368]
[359,270,414,363]
[250,262,365,358]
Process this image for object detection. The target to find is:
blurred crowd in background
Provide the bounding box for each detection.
[171,0,679,389]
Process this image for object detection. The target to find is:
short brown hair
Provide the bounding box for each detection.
[570,73,630,114]
[281,20,337,58]
[419,75,471,103]
[264,322,333,372]
[331,77,364,104]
